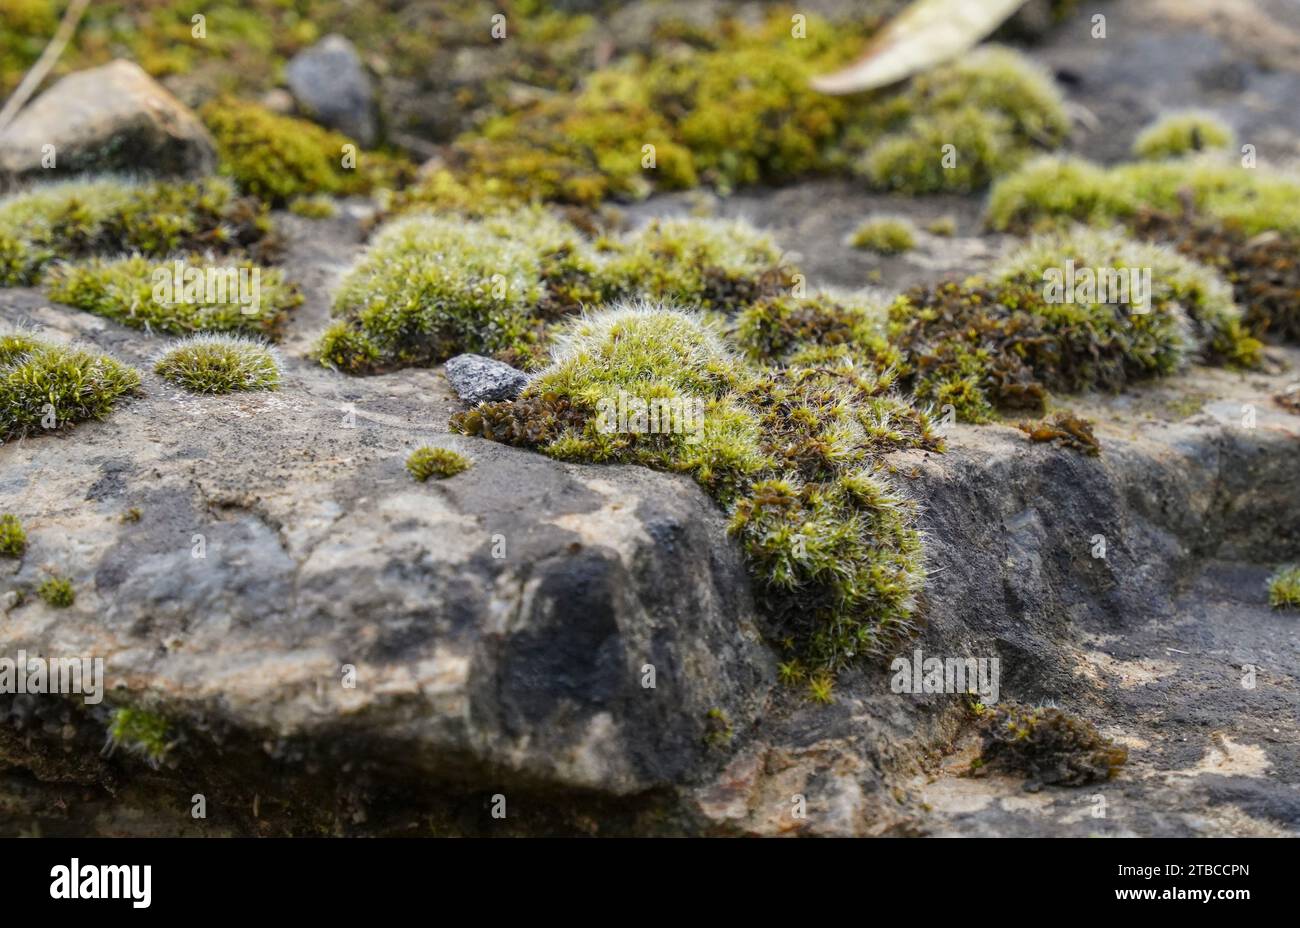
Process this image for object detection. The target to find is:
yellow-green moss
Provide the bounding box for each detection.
[453,301,941,668]
[321,212,792,374]
[987,154,1300,237]
[0,176,276,287]
[849,217,917,254]
[154,334,282,393]
[0,514,26,558]
[406,446,471,481]
[36,575,74,608]
[1268,565,1300,609]
[0,331,141,441]
[201,96,407,204]
[1133,111,1235,160]
[44,256,301,338]
[287,195,339,219]
[107,707,171,766]
[853,46,1069,194]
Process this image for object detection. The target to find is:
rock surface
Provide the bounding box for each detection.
[285,35,378,147]
[0,60,217,189]
[444,354,529,405]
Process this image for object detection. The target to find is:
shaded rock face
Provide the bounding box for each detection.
[0,60,217,189]
[285,35,377,147]
[444,354,528,405]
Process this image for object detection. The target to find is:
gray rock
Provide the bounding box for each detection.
[285,35,377,146]
[444,353,529,405]
[0,60,217,189]
[0,295,774,827]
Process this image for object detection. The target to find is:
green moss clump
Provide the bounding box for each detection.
[36,575,75,608]
[201,97,406,204]
[0,514,26,558]
[987,154,1300,238]
[322,212,793,374]
[453,301,941,668]
[154,334,282,394]
[406,446,471,481]
[890,227,1259,422]
[974,702,1127,787]
[0,332,141,441]
[321,212,553,373]
[849,217,917,254]
[1268,565,1300,609]
[0,176,276,287]
[853,46,1070,194]
[1018,412,1101,456]
[604,218,793,310]
[43,256,301,338]
[288,195,339,219]
[1133,111,1235,160]
[732,292,897,370]
[107,707,171,766]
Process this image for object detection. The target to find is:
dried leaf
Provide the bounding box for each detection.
[811,0,1031,95]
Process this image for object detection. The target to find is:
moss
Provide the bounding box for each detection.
[36,575,74,608]
[890,227,1259,423]
[974,702,1127,787]
[154,334,282,394]
[201,96,407,205]
[852,46,1070,195]
[927,216,958,237]
[288,195,339,219]
[807,671,834,705]
[454,301,940,668]
[849,217,917,254]
[406,446,471,481]
[0,176,276,287]
[107,707,171,766]
[1268,565,1300,609]
[0,332,141,441]
[604,218,793,310]
[44,256,301,339]
[321,212,553,373]
[1131,210,1300,344]
[1018,413,1101,456]
[0,514,26,558]
[732,292,896,370]
[1133,111,1235,160]
[987,154,1300,238]
[703,708,733,747]
[323,212,791,374]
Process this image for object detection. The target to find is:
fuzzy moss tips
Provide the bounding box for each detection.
[0,333,141,442]
[849,217,917,255]
[200,97,406,205]
[0,514,26,558]
[407,446,471,482]
[107,708,171,767]
[1268,565,1300,610]
[321,212,550,374]
[453,301,940,669]
[322,212,793,375]
[44,256,301,338]
[36,575,74,608]
[0,176,277,287]
[1133,111,1235,161]
[974,702,1127,787]
[154,334,282,394]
